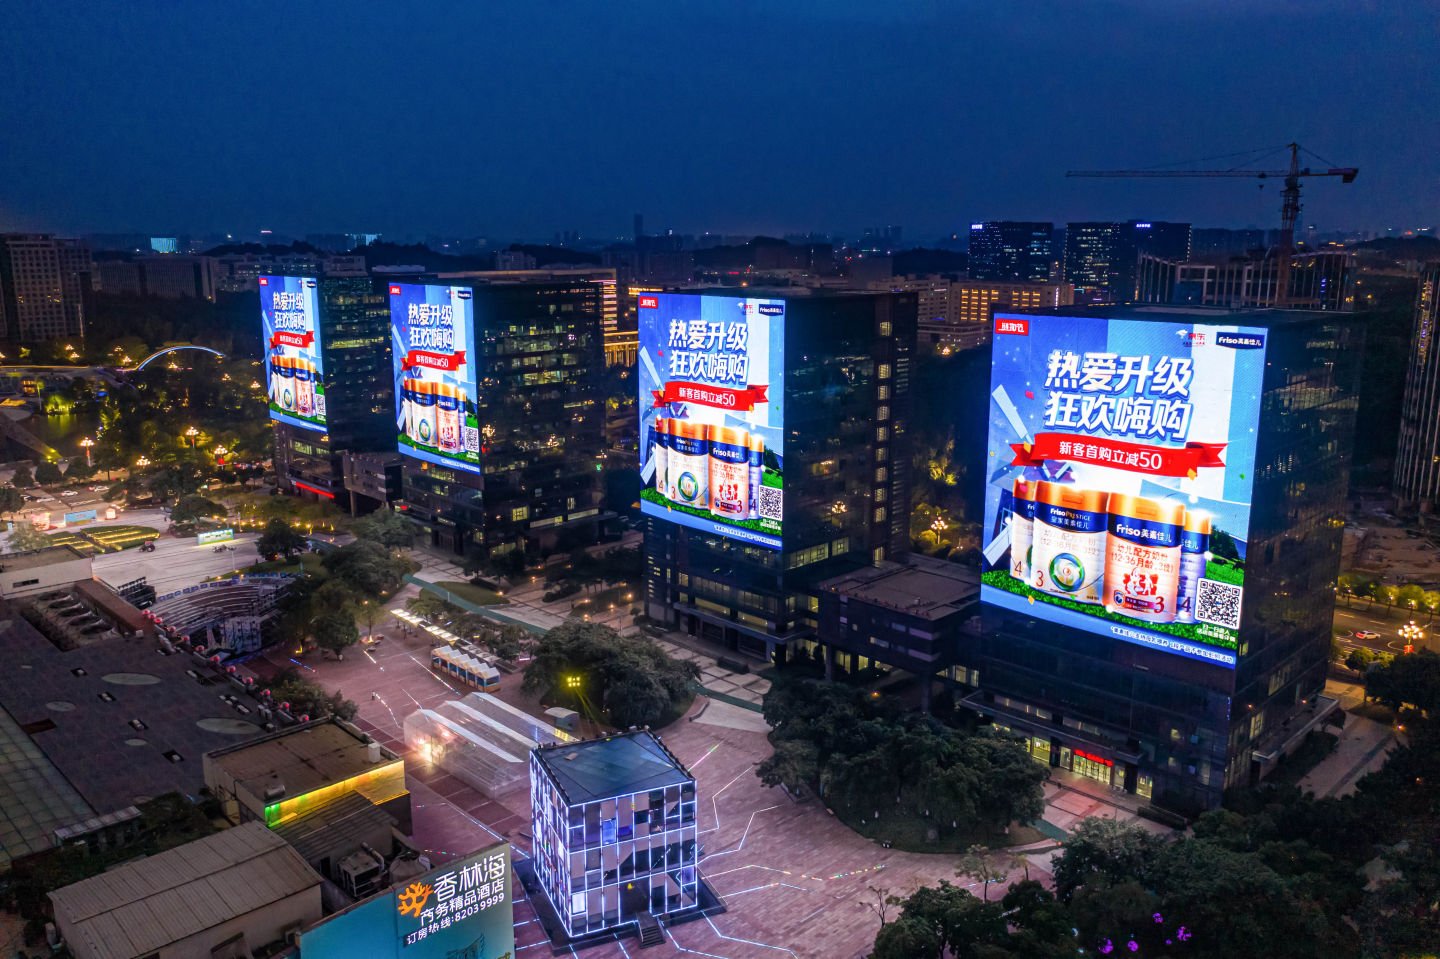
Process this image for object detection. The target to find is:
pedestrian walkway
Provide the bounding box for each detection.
[1038,766,1173,839]
[1297,713,1395,798]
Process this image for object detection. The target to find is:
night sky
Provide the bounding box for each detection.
[1,0,1434,240]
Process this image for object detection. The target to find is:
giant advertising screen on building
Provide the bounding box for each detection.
[262,275,325,432]
[981,313,1268,668]
[389,283,481,473]
[299,842,512,959]
[638,293,784,549]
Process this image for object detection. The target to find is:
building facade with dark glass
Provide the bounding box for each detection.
[643,290,917,664]
[968,307,1361,813]
[273,273,393,505]
[968,221,1055,283]
[399,280,606,559]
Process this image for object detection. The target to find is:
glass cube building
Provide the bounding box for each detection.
[529,732,698,938]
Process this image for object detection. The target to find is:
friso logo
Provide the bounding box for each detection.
[758,304,783,316]
[638,296,659,309]
[994,317,1029,336]
[1216,332,1266,350]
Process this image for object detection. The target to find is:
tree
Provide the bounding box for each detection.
[170,494,228,524]
[757,740,819,793]
[1398,583,1426,613]
[256,518,307,561]
[1209,527,1241,561]
[11,465,33,488]
[521,620,700,728]
[356,599,382,638]
[323,540,416,597]
[956,845,1008,902]
[312,607,360,660]
[34,461,62,485]
[6,523,51,552]
[65,456,95,481]
[869,915,941,959]
[482,623,530,662]
[0,486,24,518]
[350,506,414,548]
[406,592,453,621]
[1051,817,1165,900]
[1365,648,1440,717]
[1345,647,1376,675]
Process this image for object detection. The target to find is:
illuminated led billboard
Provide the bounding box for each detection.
[262,275,325,431]
[389,284,481,474]
[299,842,512,959]
[638,294,784,549]
[981,313,1267,668]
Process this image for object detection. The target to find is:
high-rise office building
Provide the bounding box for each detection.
[1394,263,1440,510]
[0,234,94,342]
[970,306,1360,812]
[267,267,394,506]
[640,290,916,664]
[97,256,218,301]
[968,222,1054,283]
[394,279,606,558]
[1063,222,1191,304]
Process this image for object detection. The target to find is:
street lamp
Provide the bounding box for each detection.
[1399,620,1424,655]
[185,426,199,448]
[135,456,151,470]
[79,437,94,467]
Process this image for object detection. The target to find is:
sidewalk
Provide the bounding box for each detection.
[1297,712,1395,798]
[1038,766,1174,839]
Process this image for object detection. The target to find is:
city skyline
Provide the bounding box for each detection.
[2,1,1434,238]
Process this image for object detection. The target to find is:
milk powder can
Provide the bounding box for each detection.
[1010,477,1035,584]
[709,426,751,520]
[747,433,766,521]
[436,382,465,455]
[1175,511,1211,624]
[1031,482,1108,605]
[276,356,296,412]
[651,418,671,498]
[1104,494,1186,624]
[667,421,709,510]
[294,358,315,417]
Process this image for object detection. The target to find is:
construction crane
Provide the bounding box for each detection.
[1066,143,1357,307]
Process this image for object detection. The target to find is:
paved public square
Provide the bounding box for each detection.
[253,602,1058,958]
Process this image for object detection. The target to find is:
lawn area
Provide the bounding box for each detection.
[435,580,508,606]
[45,530,94,554]
[238,557,328,577]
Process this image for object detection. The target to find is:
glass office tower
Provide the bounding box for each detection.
[641,290,917,665]
[969,307,1360,812]
[270,272,394,505]
[397,279,605,558]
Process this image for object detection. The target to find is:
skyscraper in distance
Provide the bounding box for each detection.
[968,222,1054,283]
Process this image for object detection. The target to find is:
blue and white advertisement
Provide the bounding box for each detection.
[981,313,1268,668]
[639,293,784,550]
[389,283,481,474]
[261,275,325,432]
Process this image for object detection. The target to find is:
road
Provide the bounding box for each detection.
[1333,604,1437,656]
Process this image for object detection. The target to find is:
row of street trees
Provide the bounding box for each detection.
[404,592,531,663]
[759,676,1047,849]
[873,653,1440,958]
[1337,572,1440,618]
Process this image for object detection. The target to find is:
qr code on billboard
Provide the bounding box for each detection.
[1196,578,1243,630]
[757,486,782,523]
[315,395,326,418]
[463,426,480,455]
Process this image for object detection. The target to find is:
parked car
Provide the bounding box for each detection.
[1354,630,1381,641]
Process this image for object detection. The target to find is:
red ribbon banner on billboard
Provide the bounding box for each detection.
[1010,432,1226,477]
[651,381,769,411]
[269,331,314,348]
[403,349,467,372]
